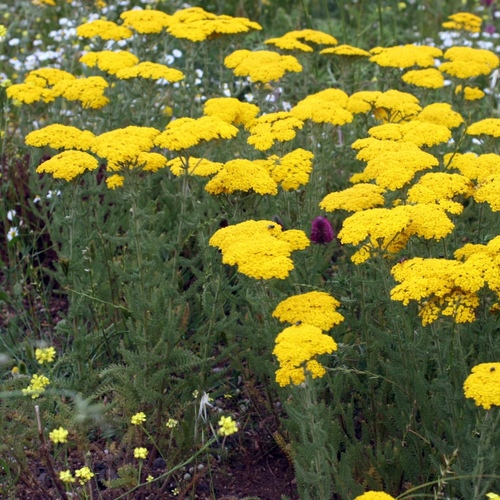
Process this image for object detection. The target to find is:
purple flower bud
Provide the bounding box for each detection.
[481,0,494,6]
[310,216,335,244]
[485,23,496,34]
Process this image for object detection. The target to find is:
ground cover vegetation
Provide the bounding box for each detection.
[1,0,500,498]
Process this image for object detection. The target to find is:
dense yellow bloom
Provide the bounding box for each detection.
[134,447,148,459]
[26,124,95,151]
[203,97,259,127]
[224,50,302,83]
[273,324,337,386]
[155,116,238,151]
[75,466,94,485]
[24,68,75,87]
[354,492,396,500]
[79,51,139,76]
[115,62,184,82]
[391,257,482,324]
[445,152,500,182]
[266,29,337,52]
[92,126,160,170]
[120,9,172,34]
[22,374,50,399]
[474,176,500,211]
[352,137,419,161]
[35,346,56,364]
[290,89,353,126]
[49,427,69,444]
[372,90,421,122]
[350,148,438,190]
[455,85,485,100]
[167,7,261,42]
[36,151,99,181]
[6,82,54,104]
[440,46,499,79]
[131,412,146,425]
[339,205,454,263]
[320,183,386,212]
[464,363,500,410]
[407,173,473,214]
[402,68,444,89]
[346,91,382,114]
[272,291,344,330]
[168,157,223,177]
[321,44,370,57]
[246,112,304,151]
[414,103,463,129]
[205,159,278,195]
[209,220,309,280]
[262,148,314,191]
[368,120,451,147]
[59,470,75,483]
[370,44,442,68]
[442,12,482,33]
[51,76,109,109]
[106,174,124,189]
[218,416,238,436]
[466,118,500,138]
[76,19,133,41]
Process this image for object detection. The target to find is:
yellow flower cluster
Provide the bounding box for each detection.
[273,323,337,386]
[26,124,96,151]
[354,492,395,500]
[49,427,69,444]
[36,151,99,181]
[134,447,148,459]
[120,9,172,34]
[35,347,56,364]
[446,152,500,181]
[442,12,482,33]
[320,183,386,212]
[291,89,353,126]
[265,29,337,53]
[370,44,442,69]
[218,416,238,436]
[455,85,485,101]
[391,257,482,325]
[115,61,185,82]
[79,51,139,76]
[338,204,454,264]
[439,46,499,79]
[346,90,382,115]
[224,50,302,83]
[76,19,133,40]
[463,363,500,410]
[203,97,259,127]
[155,116,238,151]
[414,103,463,129]
[466,118,500,138]
[264,148,314,191]
[407,172,473,214]
[131,412,146,425]
[320,44,370,58]
[22,374,50,399]
[272,291,344,331]
[402,68,444,89]
[166,7,262,42]
[92,126,164,171]
[372,89,422,122]
[51,76,110,109]
[368,120,451,147]
[246,112,304,150]
[475,176,500,211]
[209,220,309,280]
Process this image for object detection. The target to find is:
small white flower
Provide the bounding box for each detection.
[6,209,16,221]
[198,392,213,422]
[7,227,19,241]
[33,195,41,204]
[172,49,183,58]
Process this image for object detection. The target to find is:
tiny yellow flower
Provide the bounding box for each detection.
[49,427,69,444]
[35,347,56,364]
[59,470,75,483]
[131,412,146,425]
[218,416,238,436]
[147,474,154,482]
[134,447,148,459]
[75,466,94,485]
[166,418,178,429]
